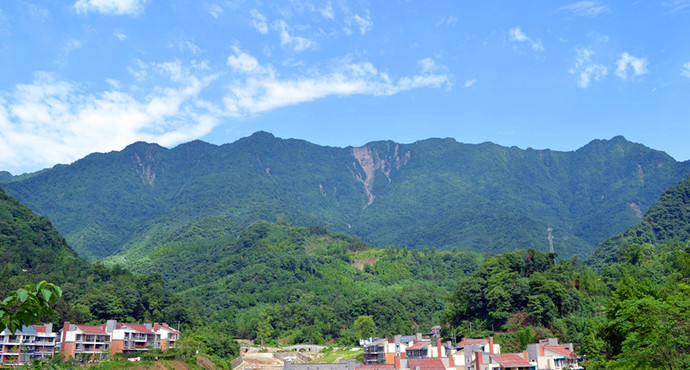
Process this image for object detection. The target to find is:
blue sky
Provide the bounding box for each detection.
[1,0,689,174]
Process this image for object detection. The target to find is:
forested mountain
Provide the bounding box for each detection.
[2,132,688,261]
[587,174,690,268]
[0,187,195,329]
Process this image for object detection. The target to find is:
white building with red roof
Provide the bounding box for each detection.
[488,354,535,370]
[154,322,180,350]
[60,320,181,360]
[60,322,111,361]
[527,338,583,370]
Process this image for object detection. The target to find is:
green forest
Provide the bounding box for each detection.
[2,172,690,368]
[4,133,689,261]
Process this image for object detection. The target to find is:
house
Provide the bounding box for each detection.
[527,338,583,370]
[0,324,58,366]
[488,354,536,370]
[60,323,111,361]
[155,323,179,350]
[60,320,180,360]
[363,334,415,364]
[453,337,500,370]
[106,321,161,353]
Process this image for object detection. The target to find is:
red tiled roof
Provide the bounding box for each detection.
[159,323,179,334]
[357,365,395,370]
[458,338,489,345]
[123,324,154,334]
[33,326,47,333]
[75,325,107,334]
[407,358,446,370]
[544,346,577,358]
[407,341,431,350]
[491,354,532,368]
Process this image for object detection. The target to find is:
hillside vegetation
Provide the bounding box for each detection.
[3,133,688,261]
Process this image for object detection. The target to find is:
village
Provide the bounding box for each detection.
[237,327,582,370]
[2,321,582,370]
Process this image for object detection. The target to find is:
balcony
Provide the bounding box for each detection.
[364,346,385,354]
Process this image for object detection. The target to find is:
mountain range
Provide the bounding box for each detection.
[2,132,689,261]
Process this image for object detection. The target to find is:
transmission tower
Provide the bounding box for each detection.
[547,226,554,254]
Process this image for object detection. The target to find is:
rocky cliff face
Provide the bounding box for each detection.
[351,143,411,207]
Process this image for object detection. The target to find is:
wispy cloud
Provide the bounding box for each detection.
[277,20,316,53]
[663,0,690,12]
[223,49,451,117]
[436,16,458,27]
[615,52,648,79]
[73,0,148,16]
[509,27,544,52]
[321,0,335,19]
[178,40,202,54]
[463,79,477,88]
[205,3,223,18]
[26,3,50,22]
[560,1,611,17]
[114,31,127,40]
[345,11,373,35]
[569,47,608,88]
[250,9,269,34]
[681,62,690,77]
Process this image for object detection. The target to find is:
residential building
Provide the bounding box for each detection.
[60,320,180,360]
[155,323,179,350]
[106,320,160,353]
[487,354,536,370]
[60,323,111,361]
[0,324,58,366]
[454,337,500,370]
[527,338,583,370]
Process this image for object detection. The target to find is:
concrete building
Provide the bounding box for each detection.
[0,324,58,366]
[60,320,180,360]
[527,338,582,370]
[60,323,111,361]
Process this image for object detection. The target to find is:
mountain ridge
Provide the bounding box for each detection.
[3,132,688,261]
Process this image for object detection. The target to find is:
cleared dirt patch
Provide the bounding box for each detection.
[351,257,378,270]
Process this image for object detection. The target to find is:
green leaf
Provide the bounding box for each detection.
[17,289,29,303]
[41,288,52,303]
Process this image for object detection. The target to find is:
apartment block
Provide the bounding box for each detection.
[0,324,58,366]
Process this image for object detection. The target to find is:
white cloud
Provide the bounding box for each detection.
[321,1,335,19]
[615,52,648,79]
[73,0,148,16]
[569,47,608,88]
[509,27,544,52]
[227,48,276,77]
[682,62,690,78]
[223,50,451,117]
[250,9,269,34]
[560,1,610,17]
[179,40,202,54]
[663,0,690,12]
[463,79,477,88]
[205,3,223,18]
[1,48,453,173]
[27,3,50,22]
[114,31,127,40]
[277,20,316,53]
[436,16,458,27]
[0,63,218,173]
[345,11,373,35]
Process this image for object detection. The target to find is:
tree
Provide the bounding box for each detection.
[354,315,375,339]
[0,281,62,333]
